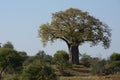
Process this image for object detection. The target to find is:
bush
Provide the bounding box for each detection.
[0,48,23,79]
[53,50,69,64]
[110,53,120,61]
[108,53,120,74]
[80,54,92,67]
[53,50,70,76]
[35,50,53,64]
[21,62,57,80]
[91,58,106,75]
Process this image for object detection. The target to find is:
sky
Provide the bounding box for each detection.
[0,0,120,59]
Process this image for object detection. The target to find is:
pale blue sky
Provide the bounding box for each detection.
[0,0,120,58]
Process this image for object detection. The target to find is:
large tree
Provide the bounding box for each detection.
[38,8,111,64]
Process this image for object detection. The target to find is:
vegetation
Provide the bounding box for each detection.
[0,41,119,80]
[0,48,22,79]
[80,53,92,67]
[21,62,57,80]
[108,53,120,74]
[2,41,14,49]
[60,76,93,80]
[1,8,120,80]
[35,50,53,64]
[38,8,111,64]
[60,75,120,80]
[90,58,107,75]
[53,50,70,76]
[53,50,69,64]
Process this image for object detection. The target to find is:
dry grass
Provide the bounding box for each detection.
[59,76,92,80]
[59,75,120,80]
[93,74,120,80]
[52,64,120,80]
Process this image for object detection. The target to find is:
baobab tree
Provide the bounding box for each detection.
[38,8,111,64]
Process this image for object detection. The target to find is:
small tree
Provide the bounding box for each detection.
[36,50,46,58]
[2,41,14,49]
[108,53,120,73]
[35,50,52,64]
[53,50,69,75]
[53,50,69,63]
[38,8,111,64]
[0,48,22,79]
[80,53,92,67]
[110,52,120,61]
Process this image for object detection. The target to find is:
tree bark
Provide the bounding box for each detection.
[68,44,79,64]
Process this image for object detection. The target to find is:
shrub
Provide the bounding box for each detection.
[21,62,57,80]
[0,48,23,79]
[80,54,92,67]
[53,50,70,76]
[91,58,106,75]
[108,53,120,74]
[53,50,69,64]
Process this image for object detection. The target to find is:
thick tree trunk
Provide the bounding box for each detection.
[68,44,79,64]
